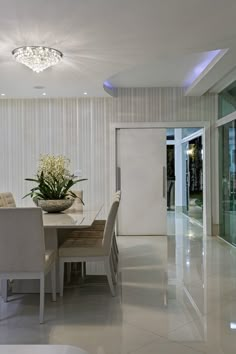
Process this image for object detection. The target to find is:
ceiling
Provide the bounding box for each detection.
[0,0,236,98]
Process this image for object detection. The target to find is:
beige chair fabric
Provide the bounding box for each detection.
[0,195,6,208]
[0,207,56,323]
[66,191,121,237]
[59,191,120,282]
[59,200,119,258]
[0,192,16,208]
[59,199,120,296]
[62,192,121,277]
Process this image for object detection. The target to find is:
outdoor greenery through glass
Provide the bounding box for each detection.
[219,120,236,245]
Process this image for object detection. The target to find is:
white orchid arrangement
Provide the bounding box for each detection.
[24,154,87,202]
[38,155,70,182]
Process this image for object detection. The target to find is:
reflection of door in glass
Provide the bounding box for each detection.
[186,147,189,213]
[219,121,236,246]
[183,137,203,223]
[167,145,175,211]
[181,141,189,214]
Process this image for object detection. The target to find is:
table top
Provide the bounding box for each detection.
[43,205,103,229]
[0,345,88,354]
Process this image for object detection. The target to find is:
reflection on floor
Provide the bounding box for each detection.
[187,202,203,225]
[167,210,203,236]
[1,212,236,354]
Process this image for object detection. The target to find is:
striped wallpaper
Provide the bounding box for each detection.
[0,88,217,219]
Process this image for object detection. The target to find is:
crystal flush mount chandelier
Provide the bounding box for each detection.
[12,46,63,73]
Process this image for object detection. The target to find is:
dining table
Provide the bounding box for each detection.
[11,204,103,294]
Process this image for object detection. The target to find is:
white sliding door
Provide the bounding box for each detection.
[117,128,167,235]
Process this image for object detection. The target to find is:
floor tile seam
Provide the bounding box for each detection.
[126,335,168,354]
[127,335,206,354]
[123,320,165,338]
[163,318,200,336]
[124,319,172,338]
[166,340,206,354]
[123,318,195,339]
[201,305,224,318]
[168,340,207,353]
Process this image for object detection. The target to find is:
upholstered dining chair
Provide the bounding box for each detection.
[68,191,121,245]
[63,191,121,280]
[0,192,16,207]
[0,194,6,208]
[0,193,17,301]
[59,199,120,297]
[0,207,57,323]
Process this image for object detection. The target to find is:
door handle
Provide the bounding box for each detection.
[163,166,166,199]
[117,167,121,191]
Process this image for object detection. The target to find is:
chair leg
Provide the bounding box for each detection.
[72,262,77,272]
[110,255,117,285]
[104,257,115,296]
[1,280,8,302]
[82,262,86,279]
[66,263,71,283]
[39,274,45,324]
[114,236,119,254]
[111,247,118,274]
[112,237,119,265]
[51,262,56,302]
[59,259,65,297]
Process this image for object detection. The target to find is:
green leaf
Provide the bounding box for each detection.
[25,178,40,182]
[23,167,87,202]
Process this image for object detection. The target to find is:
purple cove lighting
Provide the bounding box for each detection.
[103,81,114,90]
[103,80,118,97]
[185,49,222,87]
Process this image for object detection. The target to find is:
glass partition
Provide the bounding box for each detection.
[218,81,236,119]
[219,120,236,245]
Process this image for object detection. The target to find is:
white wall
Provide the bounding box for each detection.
[0,88,217,223]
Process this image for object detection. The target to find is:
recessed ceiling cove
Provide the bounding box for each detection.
[0,0,236,97]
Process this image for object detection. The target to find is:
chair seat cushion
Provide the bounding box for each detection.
[69,230,104,239]
[59,238,106,257]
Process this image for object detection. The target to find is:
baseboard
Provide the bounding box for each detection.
[217,235,236,249]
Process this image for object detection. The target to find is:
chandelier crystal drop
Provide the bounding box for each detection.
[12,46,63,73]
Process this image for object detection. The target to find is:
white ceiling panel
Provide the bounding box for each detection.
[0,0,236,97]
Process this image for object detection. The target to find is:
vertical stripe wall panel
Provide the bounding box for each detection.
[0,88,217,217]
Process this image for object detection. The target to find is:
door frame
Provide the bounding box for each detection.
[182,129,204,214]
[110,121,211,236]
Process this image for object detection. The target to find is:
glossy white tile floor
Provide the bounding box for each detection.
[1,212,236,354]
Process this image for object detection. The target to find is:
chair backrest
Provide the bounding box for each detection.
[0,192,16,207]
[114,190,121,199]
[102,199,120,254]
[0,208,45,273]
[0,194,6,208]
